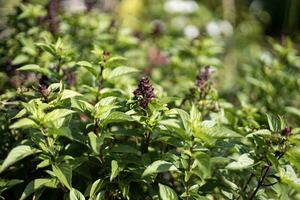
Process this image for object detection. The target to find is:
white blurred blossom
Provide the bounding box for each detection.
[184,25,199,39]
[63,0,86,13]
[206,21,220,37]
[219,21,233,36]
[164,0,198,14]
[260,51,272,65]
[206,20,233,38]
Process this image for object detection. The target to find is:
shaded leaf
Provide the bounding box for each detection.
[110,160,120,181]
[52,164,72,190]
[111,144,140,155]
[102,112,134,126]
[20,178,57,200]
[0,179,23,194]
[0,145,39,173]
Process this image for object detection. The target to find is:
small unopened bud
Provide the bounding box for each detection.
[152,20,165,36]
[39,84,50,97]
[282,127,292,137]
[102,50,110,63]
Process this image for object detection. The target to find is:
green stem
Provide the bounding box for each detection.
[96,65,104,102]
[237,173,254,200]
[185,138,194,200]
[249,166,270,200]
[142,130,151,154]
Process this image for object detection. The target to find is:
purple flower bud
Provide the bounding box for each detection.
[152,20,165,36]
[282,127,292,137]
[39,84,49,97]
[133,77,155,108]
[195,66,215,91]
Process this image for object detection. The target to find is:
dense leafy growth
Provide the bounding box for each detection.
[0,0,300,200]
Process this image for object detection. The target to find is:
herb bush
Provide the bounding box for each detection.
[0,1,300,200]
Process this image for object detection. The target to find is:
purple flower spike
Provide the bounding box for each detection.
[195,66,215,91]
[134,77,155,108]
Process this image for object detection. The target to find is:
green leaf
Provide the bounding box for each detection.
[37,43,56,56]
[192,152,211,180]
[0,145,39,173]
[111,144,140,155]
[70,188,85,200]
[95,192,105,200]
[158,183,178,200]
[174,108,191,133]
[110,160,120,181]
[97,96,117,106]
[89,179,104,198]
[106,66,139,80]
[102,112,134,126]
[200,125,241,139]
[77,61,97,77]
[20,178,57,200]
[0,179,23,194]
[93,97,117,119]
[52,164,72,190]
[266,114,285,132]
[225,154,254,170]
[142,160,178,177]
[88,132,102,155]
[12,54,29,65]
[44,109,75,123]
[105,56,127,68]
[285,147,300,172]
[12,109,27,119]
[280,165,300,193]
[71,99,93,112]
[36,159,50,169]
[246,129,272,138]
[60,90,82,100]
[285,107,300,117]
[17,64,48,75]
[9,118,39,129]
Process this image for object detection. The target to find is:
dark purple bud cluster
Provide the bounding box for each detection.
[282,126,292,137]
[133,77,155,108]
[195,66,214,92]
